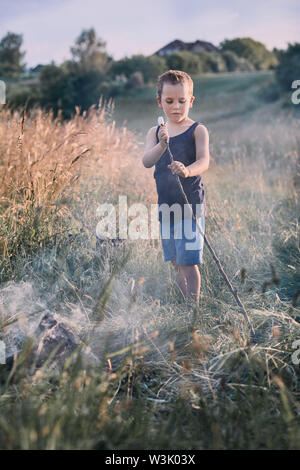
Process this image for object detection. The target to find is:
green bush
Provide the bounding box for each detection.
[165,51,202,74]
[220,37,278,70]
[111,54,167,85]
[193,51,214,73]
[275,42,300,92]
[38,64,110,118]
[221,50,254,72]
[6,88,42,111]
[126,71,144,89]
[205,51,227,73]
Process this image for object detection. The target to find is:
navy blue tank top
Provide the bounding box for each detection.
[154,121,206,223]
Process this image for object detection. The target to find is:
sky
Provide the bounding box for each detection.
[0,0,299,68]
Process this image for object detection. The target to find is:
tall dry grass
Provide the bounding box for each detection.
[0,98,156,277]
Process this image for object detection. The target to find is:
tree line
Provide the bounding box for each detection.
[0,29,298,119]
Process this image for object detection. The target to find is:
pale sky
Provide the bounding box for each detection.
[0,0,299,68]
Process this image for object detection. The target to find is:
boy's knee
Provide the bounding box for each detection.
[172,261,199,274]
[179,264,199,274]
[171,260,180,272]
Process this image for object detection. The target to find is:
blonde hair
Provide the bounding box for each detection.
[156,70,193,100]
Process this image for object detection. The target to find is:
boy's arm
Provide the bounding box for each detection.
[186,124,210,177]
[142,126,166,168]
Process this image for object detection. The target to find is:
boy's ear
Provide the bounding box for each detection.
[157,97,162,108]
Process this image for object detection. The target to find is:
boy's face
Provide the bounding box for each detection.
[157,81,195,123]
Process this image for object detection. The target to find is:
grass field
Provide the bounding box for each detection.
[112,70,276,133]
[0,70,299,449]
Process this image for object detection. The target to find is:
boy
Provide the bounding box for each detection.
[142,70,210,305]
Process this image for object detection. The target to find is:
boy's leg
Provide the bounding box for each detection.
[171,260,188,299]
[171,261,201,304]
[170,215,204,304]
[181,265,201,304]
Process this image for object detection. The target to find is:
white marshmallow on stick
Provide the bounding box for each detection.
[158,116,165,126]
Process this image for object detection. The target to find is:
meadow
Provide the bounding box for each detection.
[0,70,299,450]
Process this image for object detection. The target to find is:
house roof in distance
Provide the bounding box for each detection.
[154,39,219,56]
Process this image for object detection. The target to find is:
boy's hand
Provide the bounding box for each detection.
[158,124,169,149]
[168,161,190,178]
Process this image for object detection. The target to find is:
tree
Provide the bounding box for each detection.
[0,32,26,78]
[39,64,70,110]
[39,62,109,118]
[34,29,115,118]
[221,50,254,72]
[126,71,144,90]
[220,37,278,70]
[275,42,300,92]
[111,54,166,84]
[70,28,111,73]
[203,51,227,73]
[193,51,213,73]
[166,51,201,74]
[146,55,167,82]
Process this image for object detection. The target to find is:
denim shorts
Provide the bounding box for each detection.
[159,215,205,266]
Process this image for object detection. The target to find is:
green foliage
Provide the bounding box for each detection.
[32,28,116,118]
[275,42,300,92]
[220,37,278,70]
[126,71,144,90]
[165,51,202,74]
[6,88,42,111]
[202,51,227,73]
[35,49,167,113]
[221,50,255,72]
[165,50,254,74]
[0,32,26,78]
[4,27,116,117]
[70,28,112,74]
[38,64,111,118]
[2,30,290,117]
[111,54,167,85]
[39,64,68,109]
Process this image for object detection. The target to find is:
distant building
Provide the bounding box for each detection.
[30,64,45,74]
[154,39,219,56]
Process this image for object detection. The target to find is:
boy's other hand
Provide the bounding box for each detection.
[168,161,190,178]
[158,124,169,149]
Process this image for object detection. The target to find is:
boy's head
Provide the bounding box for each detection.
[156,70,195,122]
